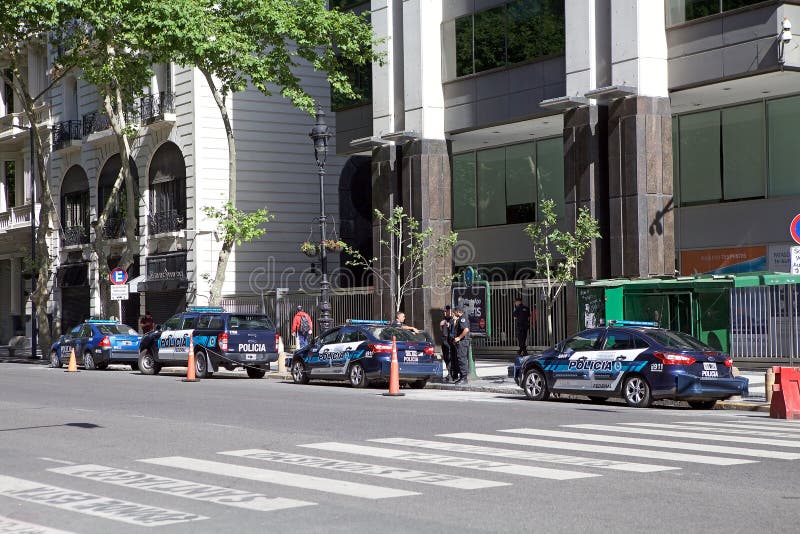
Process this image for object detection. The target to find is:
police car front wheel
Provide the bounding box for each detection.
[291,360,309,384]
[50,351,62,368]
[138,350,161,375]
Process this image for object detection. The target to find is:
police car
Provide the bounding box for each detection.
[50,320,142,370]
[508,321,749,409]
[138,307,279,378]
[289,320,442,388]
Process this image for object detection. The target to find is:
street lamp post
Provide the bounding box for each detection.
[29,126,37,360]
[309,107,333,332]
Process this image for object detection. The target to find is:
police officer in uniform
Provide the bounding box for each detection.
[513,296,531,356]
[439,306,454,381]
[452,307,470,385]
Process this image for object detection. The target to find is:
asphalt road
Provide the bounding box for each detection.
[1,363,799,534]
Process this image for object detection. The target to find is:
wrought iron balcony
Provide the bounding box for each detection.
[149,209,185,235]
[82,111,111,136]
[62,225,89,247]
[138,91,175,124]
[52,120,83,150]
[101,216,127,239]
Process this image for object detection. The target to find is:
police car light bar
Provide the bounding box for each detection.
[187,306,225,313]
[608,320,659,327]
[346,319,389,325]
[86,319,118,324]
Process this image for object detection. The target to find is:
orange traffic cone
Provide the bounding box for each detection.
[383,336,404,397]
[182,337,199,382]
[65,347,78,373]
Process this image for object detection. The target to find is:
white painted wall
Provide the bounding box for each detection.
[610,0,669,98]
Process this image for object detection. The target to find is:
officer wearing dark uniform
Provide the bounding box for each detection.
[513,297,531,356]
[452,307,470,385]
[439,306,454,381]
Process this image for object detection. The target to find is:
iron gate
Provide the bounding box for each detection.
[730,284,799,365]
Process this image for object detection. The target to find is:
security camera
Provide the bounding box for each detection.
[782,17,792,43]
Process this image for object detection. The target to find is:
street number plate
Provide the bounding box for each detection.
[703,362,717,371]
[246,354,257,360]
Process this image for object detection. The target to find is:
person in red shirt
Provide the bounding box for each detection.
[139,311,154,334]
[291,306,313,348]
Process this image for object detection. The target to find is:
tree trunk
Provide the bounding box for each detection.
[202,69,237,306]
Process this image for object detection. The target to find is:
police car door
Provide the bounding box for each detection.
[335,328,368,375]
[307,328,342,376]
[74,324,94,358]
[596,329,649,392]
[559,329,604,391]
[61,326,81,361]
[156,314,183,361]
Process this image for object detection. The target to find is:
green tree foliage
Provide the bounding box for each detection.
[524,198,601,344]
[342,206,457,314]
[201,203,273,246]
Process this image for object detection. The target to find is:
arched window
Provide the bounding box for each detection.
[61,165,89,246]
[98,154,140,239]
[148,142,186,234]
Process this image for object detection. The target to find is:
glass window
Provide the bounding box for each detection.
[3,69,13,114]
[180,317,195,329]
[722,103,764,200]
[602,331,640,350]
[477,148,506,226]
[505,143,536,224]
[228,315,275,330]
[4,161,15,208]
[679,111,721,204]
[341,329,367,343]
[455,15,473,77]
[767,95,800,198]
[163,315,181,330]
[473,6,507,73]
[507,0,564,63]
[453,153,477,230]
[536,137,564,218]
[666,0,766,26]
[97,324,138,335]
[319,328,341,345]
[367,326,430,342]
[646,329,711,351]
[563,330,602,352]
[80,325,94,337]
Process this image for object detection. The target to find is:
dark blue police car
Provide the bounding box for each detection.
[138,307,279,378]
[50,320,142,370]
[508,321,748,409]
[289,320,442,388]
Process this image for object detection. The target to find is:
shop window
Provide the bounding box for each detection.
[721,103,764,200]
[679,111,721,205]
[767,95,800,198]
[452,153,477,230]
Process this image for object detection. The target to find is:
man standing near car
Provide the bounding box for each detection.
[291,305,313,348]
[439,306,454,381]
[452,307,470,385]
[513,296,531,356]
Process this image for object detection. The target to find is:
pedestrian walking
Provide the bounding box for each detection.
[439,306,454,381]
[513,296,531,356]
[139,310,154,334]
[452,307,471,385]
[390,311,418,332]
[291,305,313,348]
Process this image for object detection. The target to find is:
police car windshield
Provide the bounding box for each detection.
[645,329,711,351]
[228,315,275,330]
[366,326,430,343]
[96,324,138,335]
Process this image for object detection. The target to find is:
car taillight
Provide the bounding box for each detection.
[99,336,111,348]
[653,352,696,365]
[423,346,435,355]
[218,333,228,352]
[723,357,733,368]
[368,343,393,353]
[275,333,281,347]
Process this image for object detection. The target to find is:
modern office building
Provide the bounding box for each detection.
[335,0,800,335]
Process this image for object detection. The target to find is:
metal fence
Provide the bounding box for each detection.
[730,284,799,365]
[221,280,566,353]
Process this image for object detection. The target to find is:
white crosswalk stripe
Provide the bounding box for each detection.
[220,449,508,489]
[440,432,756,465]
[368,437,679,473]
[0,475,207,527]
[499,428,800,460]
[564,424,800,448]
[620,422,800,439]
[684,420,800,433]
[299,442,598,480]
[139,456,420,499]
[48,464,314,512]
[0,514,75,534]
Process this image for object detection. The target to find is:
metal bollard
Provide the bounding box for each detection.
[765,367,775,404]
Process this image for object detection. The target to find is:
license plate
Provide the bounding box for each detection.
[404,355,418,363]
[703,362,717,371]
[122,340,132,346]
[246,354,257,360]
[405,350,419,357]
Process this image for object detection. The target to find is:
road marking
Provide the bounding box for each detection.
[0,475,206,527]
[440,433,755,466]
[299,442,597,480]
[220,449,506,490]
[369,437,678,473]
[564,424,800,448]
[402,391,516,404]
[0,514,74,534]
[48,464,314,512]
[38,458,76,465]
[722,418,800,428]
[621,422,800,439]
[500,428,800,460]
[701,420,800,433]
[139,457,418,500]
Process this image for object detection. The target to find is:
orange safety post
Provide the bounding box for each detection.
[183,337,199,382]
[383,335,404,397]
[65,347,78,373]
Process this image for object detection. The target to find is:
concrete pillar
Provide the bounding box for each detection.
[370,144,401,321]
